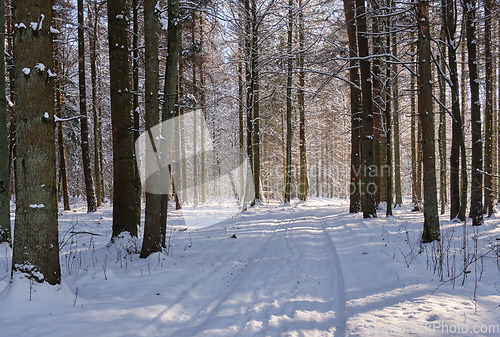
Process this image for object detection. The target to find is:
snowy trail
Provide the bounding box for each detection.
[146,207,347,336]
[1,199,499,337]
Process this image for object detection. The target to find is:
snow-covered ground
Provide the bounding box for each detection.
[0,199,499,336]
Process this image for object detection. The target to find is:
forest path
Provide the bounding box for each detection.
[144,202,348,337]
[2,200,499,337]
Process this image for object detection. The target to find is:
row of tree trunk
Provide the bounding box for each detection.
[3,0,184,283]
[347,0,498,242]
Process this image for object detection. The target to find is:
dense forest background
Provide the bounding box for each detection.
[0,0,499,284]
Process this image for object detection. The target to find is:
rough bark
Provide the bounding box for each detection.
[244,0,253,191]
[0,0,11,244]
[141,0,162,258]
[298,0,309,201]
[238,60,245,202]
[161,0,181,245]
[459,24,468,222]
[89,0,103,206]
[438,26,447,215]
[132,0,141,225]
[384,5,392,216]
[108,0,138,238]
[497,15,500,204]
[391,20,402,208]
[344,0,361,212]
[417,0,440,243]
[464,0,483,226]
[371,0,383,204]
[410,39,422,211]
[251,0,260,204]
[78,0,97,213]
[416,116,423,209]
[12,0,61,284]
[284,0,293,204]
[355,0,376,218]
[443,0,465,221]
[6,0,16,194]
[483,0,493,216]
[410,61,418,209]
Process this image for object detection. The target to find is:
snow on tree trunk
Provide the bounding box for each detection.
[464,0,483,226]
[343,0,361,213]
[89,0,104,207]
[443,0,465,221]
[298,0,309,202]
[483,0,494,217]
[284,0,293,204]
[108,0,138,238]
[0,0,11,245]
[12,0,61,284]
[160,0,181,246]
[417,0,440,243]
[141,0,162,259]
[355,0,376,218]
[77,0,97,213]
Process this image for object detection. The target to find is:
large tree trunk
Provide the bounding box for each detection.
[0,0,11,245]
[464,0,483,226]
[78,0,97,213]
[140,0,162,258]
[355,0,376,218]
[243,0,255,207]
[344,0,361,212]
[417,0,440,243]
[497,13,500,205]
[298,0,309,201]
[410,57,418,209]
[416,116,423,208]
[495,13,499,206]
[251,0,260,204]
[483,0,493,217]
[370,0,383,205]
[443,0,465,221]
[384,4,392,216]
[410,38,422,211]
[12,0,61,284]
[6,0,16,198]
[459,31,467,222]
[161,0,181,246]
[131,0,142,224]
[108,0,138,238]
[284,0,293,204]
[391,16,402,208]
[89,0,104,206]
[438,26,447,215]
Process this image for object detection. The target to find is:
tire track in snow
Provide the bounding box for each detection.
[318,220,347,337]
[141,215,289,336]
[283,211,347,337]
[160,211,314,336]
[143,206,348,337]
[165,219,293,336]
